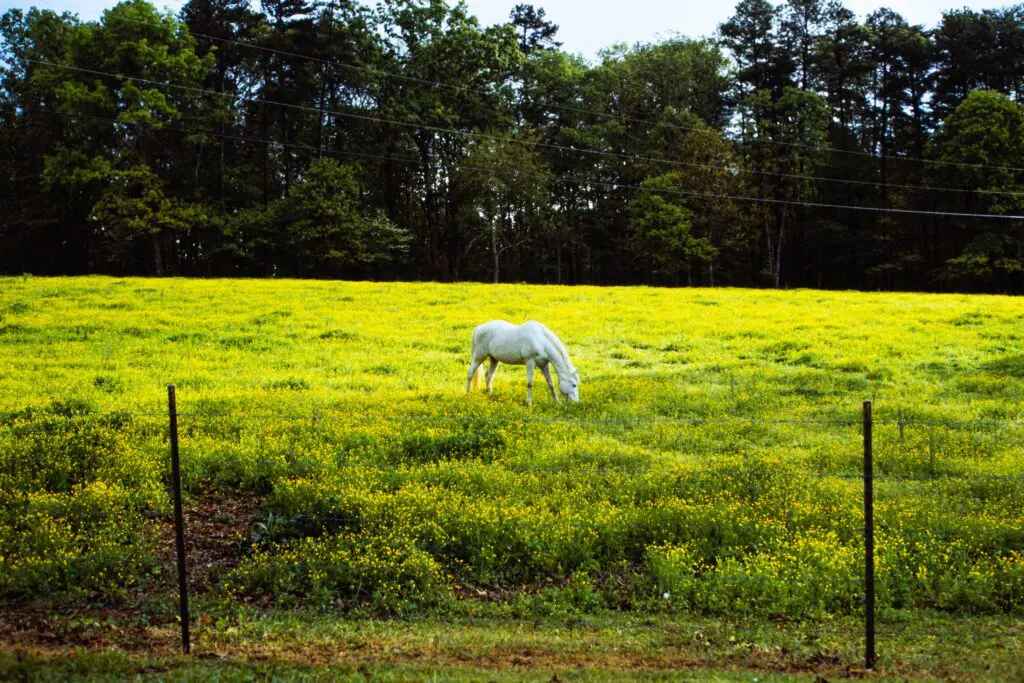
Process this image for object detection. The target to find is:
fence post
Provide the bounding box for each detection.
[863,400,875,671]
[168,385,191,654]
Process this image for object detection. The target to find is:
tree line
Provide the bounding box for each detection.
[1,0,1023,292]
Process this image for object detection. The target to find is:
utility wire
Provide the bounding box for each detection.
[163,24,1024,176]
[33,0,1024,177]
[25,60,1024,221]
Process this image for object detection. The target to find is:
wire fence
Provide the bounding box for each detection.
[5,406,1024,426]
[3,392,1024,669]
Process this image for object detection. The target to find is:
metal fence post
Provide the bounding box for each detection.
[863,400,875,671]
[168,385,191,654]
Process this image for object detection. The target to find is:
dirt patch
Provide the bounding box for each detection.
[0,604,172,653]
[0,493,262,653]
[153,492,263,595]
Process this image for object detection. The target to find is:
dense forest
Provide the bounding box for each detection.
[1,0,1023,292]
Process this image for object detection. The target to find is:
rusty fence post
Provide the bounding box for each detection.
[169,385,190,654]
[863,400,875,671]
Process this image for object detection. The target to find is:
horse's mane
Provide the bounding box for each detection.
[539,323,574,373]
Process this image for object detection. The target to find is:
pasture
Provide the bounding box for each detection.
[1,276,1023,678]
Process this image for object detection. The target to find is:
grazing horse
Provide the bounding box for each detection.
[465,320,580,405]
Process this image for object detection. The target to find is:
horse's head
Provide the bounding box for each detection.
[559,368,580,402]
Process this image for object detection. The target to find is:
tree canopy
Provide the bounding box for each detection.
[2,0,1023,293]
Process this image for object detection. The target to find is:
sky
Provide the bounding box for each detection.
[2,0,1017,60]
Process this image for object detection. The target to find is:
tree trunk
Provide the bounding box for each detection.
[492,220,499,283]
[194,141,203,192]
[415,137,440,273]
[219,135,226,212]
[316,9,333,157]
[283,110,292,194]
[766,209,786,289]
[775,213,786,289]
[151,232,164,276]
[217,65,227,214]
[262,103,270,208]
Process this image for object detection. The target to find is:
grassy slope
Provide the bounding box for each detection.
[1,276,1023,679]
[1,276,1021,419]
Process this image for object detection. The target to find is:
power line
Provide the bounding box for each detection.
[26,60,1024,221]
[33,105,426,170]
[18,0,1024,182]
[34,104,1024,224]
[54,0,1024,179]
[173,22,1024,174]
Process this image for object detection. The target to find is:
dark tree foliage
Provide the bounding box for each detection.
[509,3,560,54]
[1,0,1023,293]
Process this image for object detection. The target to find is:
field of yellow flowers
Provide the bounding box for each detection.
[1,276,1022,622]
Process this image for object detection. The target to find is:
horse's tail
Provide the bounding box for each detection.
[470,362,484,391]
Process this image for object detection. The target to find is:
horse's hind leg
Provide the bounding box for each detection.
[485,358,499,393]
[465,355,484,393]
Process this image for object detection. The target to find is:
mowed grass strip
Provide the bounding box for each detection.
[1,612,1023,681]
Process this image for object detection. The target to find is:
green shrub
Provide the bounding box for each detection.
[647,532,860,618]
[0,481,155,599]
[229,530,448,612]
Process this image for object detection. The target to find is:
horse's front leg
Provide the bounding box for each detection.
[525,359,536,406]
[541,363,558,402]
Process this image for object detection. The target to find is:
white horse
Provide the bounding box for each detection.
[465,320,580,405]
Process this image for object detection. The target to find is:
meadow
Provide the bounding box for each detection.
[1,276,1023,677]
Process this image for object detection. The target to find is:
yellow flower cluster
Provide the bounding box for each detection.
[1,276,1023,617]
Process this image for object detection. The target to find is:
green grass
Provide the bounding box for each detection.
[2,611,1023,680]
[1,276,1022,678]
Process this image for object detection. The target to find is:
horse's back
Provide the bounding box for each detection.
[472,320,515,343]
[471,320,513,353]
[472,320,546,364]
[520,320,547,334]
